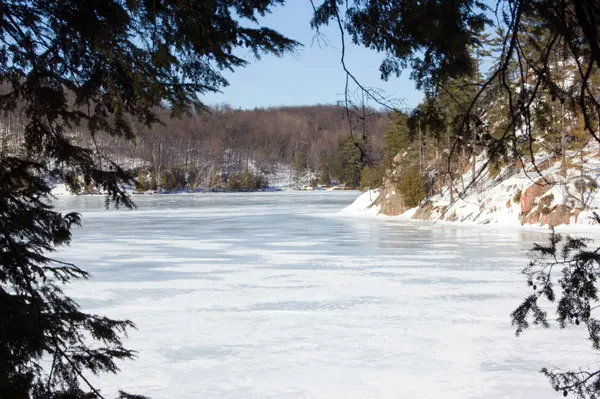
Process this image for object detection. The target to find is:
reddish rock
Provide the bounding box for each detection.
[520,176,555,215]
[574,208,582,223]
[521,209,541,225]
[548,204,572,227]
[377,166,413,216]
[506,199,511,209]
[516,160,525,169]
[539,194,554,207]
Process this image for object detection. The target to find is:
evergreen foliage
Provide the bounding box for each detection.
[226,173,240,191]
[383,113,411,166]
[398,166,426,208]
[210,170,222,188]
[512,226,600,398]
[149,172,158,191]
[311,0,489,92]
[135,173,147,192]
[338,135,363,188]
[238,169,267,191]
[292,151,306,189]
[318,161,331,186]
[0,1,296,397]
[359,165,383,190]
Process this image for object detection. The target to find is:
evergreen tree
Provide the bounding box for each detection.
[318,161,331,186]
[239,169,260,191]
[383,112,411,166]
[360,165,372,190]
[226,173,239,191]
[512,228,600,398]
[0,1,297,397]
[292,151,306,189]
[149,172,158,191]
[136,172,147,192]
[398,166,426,207]
[339,135,363,188]
[210,170,222,188]
[359,165,382,190]
[160,170,171,190]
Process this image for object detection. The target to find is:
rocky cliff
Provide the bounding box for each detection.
[349,145,600,228]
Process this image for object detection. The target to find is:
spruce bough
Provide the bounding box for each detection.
[0,1,296,397]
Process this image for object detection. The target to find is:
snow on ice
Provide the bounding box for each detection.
[53,193,599,399]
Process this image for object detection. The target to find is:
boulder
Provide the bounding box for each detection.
[539,193,554,207]
[378,190,409,216]
[548,204,572,227]
[521,209,541,225]
[413,201,435,220]
[521,175,555,215]
[377,173,410,216]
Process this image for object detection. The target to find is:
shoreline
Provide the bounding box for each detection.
[338,190,600,237]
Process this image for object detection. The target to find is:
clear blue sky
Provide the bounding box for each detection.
[201,2,423,110]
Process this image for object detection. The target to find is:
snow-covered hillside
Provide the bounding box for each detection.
[343,144,600,228]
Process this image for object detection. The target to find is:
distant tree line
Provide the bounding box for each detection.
[0,102,388,190]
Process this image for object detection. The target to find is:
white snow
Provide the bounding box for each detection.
[50,183,75,196]
[339,189,381,216]
[52,193,600,398]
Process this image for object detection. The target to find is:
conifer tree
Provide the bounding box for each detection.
[318,161,331,186]
[338,135,363,188]
[135,172,147,193]
[292,151,306,189]
[398,166,426,207]
[383,113,411,166]
[149,172,158,191]
[226,173,240,191]
[0,1,297,397]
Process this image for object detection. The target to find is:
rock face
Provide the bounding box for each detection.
[520,175,554,215]
[548,204,571,227]
[412,201,434,220]
[374,151,594,228]
[517,178,580,227]
[522,209,540,225]
[376,161,410,216]
[412,201,449,221]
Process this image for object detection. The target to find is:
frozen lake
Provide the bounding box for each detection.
[55,192,596,399]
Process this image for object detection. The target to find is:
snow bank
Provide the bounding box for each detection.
[339,189,381,215]
[51,183,75,196]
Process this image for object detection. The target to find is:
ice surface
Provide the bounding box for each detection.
[52,192,600,399]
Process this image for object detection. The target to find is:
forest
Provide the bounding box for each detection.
[0,102,389,191]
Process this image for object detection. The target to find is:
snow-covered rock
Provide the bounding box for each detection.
[344,143,600,228]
